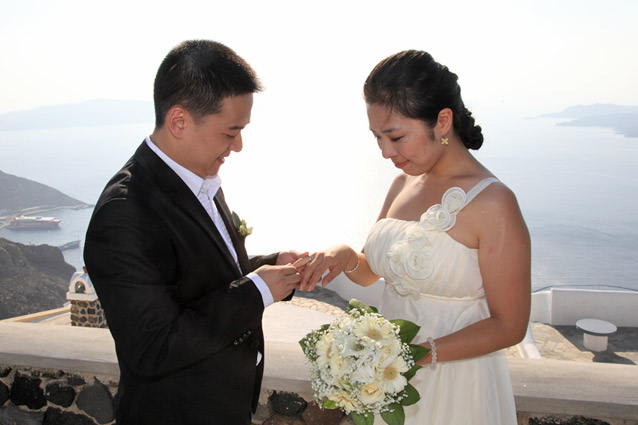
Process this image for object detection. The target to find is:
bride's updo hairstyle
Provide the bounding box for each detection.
[364,50,484,150]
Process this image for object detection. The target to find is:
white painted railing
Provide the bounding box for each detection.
[530,288,638,326]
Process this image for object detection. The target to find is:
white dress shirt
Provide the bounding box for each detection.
[145,137,274,308]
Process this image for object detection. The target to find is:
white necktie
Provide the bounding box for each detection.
[199,180,240,270]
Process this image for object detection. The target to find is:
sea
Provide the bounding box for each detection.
[1,111,637,293]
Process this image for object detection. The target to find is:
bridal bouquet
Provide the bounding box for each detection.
[299,300,430,425]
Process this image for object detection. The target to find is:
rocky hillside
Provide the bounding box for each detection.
[0,237,75,320]
[0,170,88,212]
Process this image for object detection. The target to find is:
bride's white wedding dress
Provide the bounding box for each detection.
[364,177,517,424]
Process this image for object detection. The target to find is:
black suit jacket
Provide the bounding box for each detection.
[84,142,280,425]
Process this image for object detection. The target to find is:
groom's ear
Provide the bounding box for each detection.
[166,105,188,139]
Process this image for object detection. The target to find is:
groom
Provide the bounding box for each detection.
[84,40,304,425]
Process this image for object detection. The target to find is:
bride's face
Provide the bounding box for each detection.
[367,103,442,176]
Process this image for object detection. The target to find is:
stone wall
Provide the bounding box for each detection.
[69,300,107,329]
[1,364,635,425]
[0,365,116,425]
[0,364,354,425]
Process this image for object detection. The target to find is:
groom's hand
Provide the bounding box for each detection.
[255,264,301,302]
[276,250,307,266]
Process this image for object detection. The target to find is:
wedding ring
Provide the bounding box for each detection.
[308,256,313,262]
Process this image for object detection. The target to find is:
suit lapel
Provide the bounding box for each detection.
[135,142,243,277]
[214,189,252,274]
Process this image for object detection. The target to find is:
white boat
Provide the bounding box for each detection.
[58,240,81,250]
[7,215,61,230]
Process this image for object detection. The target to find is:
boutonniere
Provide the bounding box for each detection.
[231,211,253,239]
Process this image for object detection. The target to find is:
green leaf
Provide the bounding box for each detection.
[380,403,405,425]
[399,383,420,406]
[348,299,377,315]
[322,399,337,409]
[351,412,375,425]
[403,364,422,381]
[231,211,241,228]
[391,319,420,344]
[409,344,431,363]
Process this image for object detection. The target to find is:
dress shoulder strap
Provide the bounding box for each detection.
[464,177,499,207]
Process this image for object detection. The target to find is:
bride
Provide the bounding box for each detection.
[299,50,531,424]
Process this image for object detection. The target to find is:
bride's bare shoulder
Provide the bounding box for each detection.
[377,173,408,220]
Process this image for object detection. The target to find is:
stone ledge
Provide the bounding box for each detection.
[262,341,313,400]
[1,322,637,422]
[0,322,118,376]
[509,358,638,420]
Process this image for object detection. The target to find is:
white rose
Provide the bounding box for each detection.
[421,204,456,231]
[442,187,466,215]
[327,353,350,381]
[387,226,433,281]
[404,247,433,279]
[388,240,409,276]
[404,224,429,248]
[328,390,358,413]
[359,381,386,405]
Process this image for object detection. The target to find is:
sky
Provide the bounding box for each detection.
[1,0,637,280]
[1,0,637,117]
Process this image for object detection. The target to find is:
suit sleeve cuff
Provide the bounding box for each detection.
[247,272,274,308]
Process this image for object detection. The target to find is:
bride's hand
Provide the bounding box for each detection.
[275,251,311,277]
[299,244,357,291]
[277,250,308,268]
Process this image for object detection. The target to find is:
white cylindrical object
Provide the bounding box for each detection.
[583,333,608,352]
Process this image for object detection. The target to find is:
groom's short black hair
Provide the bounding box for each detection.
[153,39,262,127]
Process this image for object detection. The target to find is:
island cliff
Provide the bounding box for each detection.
[0,170,89,213]
[0,238,75,320]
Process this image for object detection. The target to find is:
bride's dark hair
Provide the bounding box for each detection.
[363,50,483,150]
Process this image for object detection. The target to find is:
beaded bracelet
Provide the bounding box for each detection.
[427,337,437,370]
[344,258,360,274]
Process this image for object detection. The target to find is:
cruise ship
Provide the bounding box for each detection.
[6,215,62,230]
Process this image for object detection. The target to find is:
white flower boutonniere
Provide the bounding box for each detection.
[231,211,253,240]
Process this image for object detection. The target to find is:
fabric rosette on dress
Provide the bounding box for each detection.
[420,187,466,231]
[387,225,433,298]
[385,187,468,299]
[300,300,430,425]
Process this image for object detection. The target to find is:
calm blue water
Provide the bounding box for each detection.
[1,114,637,293]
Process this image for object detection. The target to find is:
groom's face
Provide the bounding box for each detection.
[182,94,254,178]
